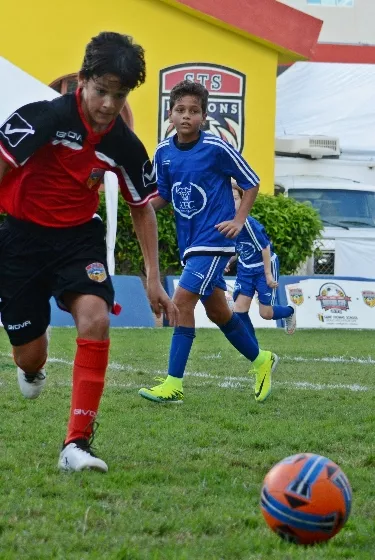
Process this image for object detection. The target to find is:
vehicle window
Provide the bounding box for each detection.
[288,188,375,227]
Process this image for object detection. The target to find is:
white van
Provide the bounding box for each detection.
[275,136,375,275]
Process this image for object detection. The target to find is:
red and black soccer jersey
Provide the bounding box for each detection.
[0,89,157,227]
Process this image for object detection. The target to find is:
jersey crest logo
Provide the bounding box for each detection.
[172,181,207,219]
[86,262,107,283]
[159,63,246,152]
[238,241,256,263]
[87,168,105,189]
[0,113,35,147]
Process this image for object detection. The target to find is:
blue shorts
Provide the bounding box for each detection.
[178,255,227,299]
[233,256,279,306]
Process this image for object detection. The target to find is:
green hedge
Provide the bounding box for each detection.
[99,192,322,276]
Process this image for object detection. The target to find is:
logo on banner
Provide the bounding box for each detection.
[316,283,351,312]
[288,287,304,306]
[159,63,246,152]
[362,290,375,308]
[87,168,105,189]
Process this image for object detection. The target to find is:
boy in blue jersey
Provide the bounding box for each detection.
[227,183,296,336]
[138,80,278,404]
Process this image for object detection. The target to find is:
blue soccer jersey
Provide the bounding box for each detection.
[236,216,276,275]
[154,132,259,262]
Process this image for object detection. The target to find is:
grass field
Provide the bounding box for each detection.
[0,327,374,559]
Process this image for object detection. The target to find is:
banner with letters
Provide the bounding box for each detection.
[159,63,246,152]
[285,278,375,329]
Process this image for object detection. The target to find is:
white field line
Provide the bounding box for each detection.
[203,353,375,365]
[0,352,373,393]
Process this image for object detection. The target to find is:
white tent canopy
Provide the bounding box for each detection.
[0,56,59,124]
[276,62,375,155]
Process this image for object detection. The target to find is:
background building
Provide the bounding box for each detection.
[0,0,321,194]
[278,0,375,63]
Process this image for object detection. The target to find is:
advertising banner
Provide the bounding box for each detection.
[159,63,246,152]
[286,279,375,329]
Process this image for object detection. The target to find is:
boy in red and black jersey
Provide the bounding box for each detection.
[0,31,178,472]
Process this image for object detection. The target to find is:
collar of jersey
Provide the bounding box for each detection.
[75,88,116,144]
[170,130,204,154]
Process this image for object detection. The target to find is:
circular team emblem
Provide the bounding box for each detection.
[172,181,207,219]
[86,262,107,283]
[238,241,256,265]
[316,283,351,312]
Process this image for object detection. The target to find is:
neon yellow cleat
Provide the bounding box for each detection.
[253,352,279,403]
[138,377,183,403]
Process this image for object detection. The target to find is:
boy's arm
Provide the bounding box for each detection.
[150,195,169,212]
[236,186,259,224]
[216,185,259,239]
[224,254,238,273]
[130,203,178,326]
[261,245,278,288]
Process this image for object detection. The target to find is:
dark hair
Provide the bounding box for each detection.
[169,80,208,113]
[80,31,146,90]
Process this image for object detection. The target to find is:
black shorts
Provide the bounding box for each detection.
[0,216,115,346]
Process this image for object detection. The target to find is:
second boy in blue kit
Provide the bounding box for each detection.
[228,182,296,337]
[139,80,279,404]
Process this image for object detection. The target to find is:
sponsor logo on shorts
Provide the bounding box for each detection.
[8,320,31,330]
[86,262,107,283]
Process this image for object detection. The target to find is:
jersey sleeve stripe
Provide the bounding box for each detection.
[203,138,259,186]
[154,139,170,155]
[127,191,158,207]
[245,219,263,251]
[118,166,142,202]
[0,142,19,168]
[95,151,116,167]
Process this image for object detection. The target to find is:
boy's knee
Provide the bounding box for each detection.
[77,313,110,339]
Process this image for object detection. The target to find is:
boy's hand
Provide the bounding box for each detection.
[147,281,179,327]
[215,219,244,239]
[265,272,278,289]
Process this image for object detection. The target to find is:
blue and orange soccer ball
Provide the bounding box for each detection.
[260,453,352,545]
